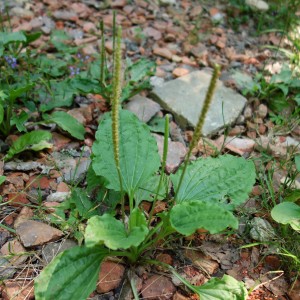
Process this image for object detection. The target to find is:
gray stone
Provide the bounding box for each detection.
[154,134,187,173]
[46,192,71,203]
[151,70,247,136]
[0,256,16,280]
[125,95,161,123]
[250,217,276,242]
[10,7,34,19]
[42,239,77,264]
[51,152,91,184]
[16,220,63,247]
[52,10,78,21]
[150,76,165,88]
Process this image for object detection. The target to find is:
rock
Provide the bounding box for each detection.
[0,230,11,248]
[153,47,173,60]
[184,249,219,275]
[256,104,268,118]
[1,239,28,265]
[46,192,70,202]
[172,68,189,78]
[52,10,78,21]
[0,257,16,280]
[152,70,247,136]
[4,161,45,172]
[10,7,34,19]
[141,275,176,299]
[16,220,63,247]
[2,280,34,300]
[14,207,34,228]
[250,217,276,242]
[97,261,125,293]
[246,0,269,11]
[224,137,256,155]
[154,134,187,173]
[173,292,190,300]
[150,76,165,88]
[125,95,161,123]
[143,27,162,40]
[42,239,77,264]
[255,136,300,158]
[64,157,91,183]
[83,22,97,33]
[57,182,70,192]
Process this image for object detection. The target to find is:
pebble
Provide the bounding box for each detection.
[256,103,268,118]
[141,275,176,300]
[153,47,173,60]
[125,95,161,123]
[42,239,77,264]
[46,192,70,202]
[97,261,125,293]
[16,220,63,247]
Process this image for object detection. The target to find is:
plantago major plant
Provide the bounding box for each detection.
[34,26,256,300]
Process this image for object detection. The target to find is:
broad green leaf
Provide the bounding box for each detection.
[11,111,29,132]
[0,31,26,45]
[5,131,52,161]
[70,78,101,94]
[148,116,166,133]
[39,80,76,112]
[171,155,255,209]
[35,246,108,300]
[171,269,247,300]
[85,211,149,250]
[271,202,300,231]
[127,59,155,83]
[92,110,161,198]
[44,111,85,140]
[129,207,147,230]
[284,189,300,203]
[195,275,248,300]
[134,174,169,205]
[38,56,67,77]
[0,91,8,101]
[24,32,42,45]
[0,104,3,125]
[0,176,6,186]
[170,200,238,235]
[86,166,107,194]
[69,188,97,219]
[8,83,34,101]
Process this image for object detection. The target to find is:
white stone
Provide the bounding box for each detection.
[246,0,269,11]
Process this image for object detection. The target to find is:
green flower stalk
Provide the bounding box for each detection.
[174,64,221,201]
[111,26,125,218]
[100,20,106,86]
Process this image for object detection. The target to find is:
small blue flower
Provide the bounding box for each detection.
[4,55,17,69]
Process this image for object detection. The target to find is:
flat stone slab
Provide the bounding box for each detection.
[125,94,161,123]
[151,70,247,136]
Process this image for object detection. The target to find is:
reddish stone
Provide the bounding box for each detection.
[57,182,70,193]
[141,275,175,300]
[2,280,34,300]
[27,176,54,190]
[172,68,189,78]
[52,132,71,151]
[14,207,34,228]
[156,253,173,266]
[7,193,29,207]
[97,261,125,293]
[153,47,173,60]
